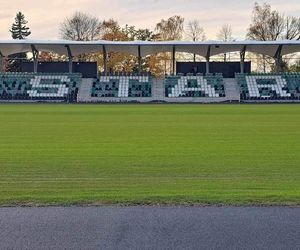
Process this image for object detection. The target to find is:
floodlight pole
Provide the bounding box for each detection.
[65,45,73,73]
[240,45,247,73]
[205,45,211,74]
[31,45,39,73]
[274,45,283,73]
[172,45,176,75]
[103,45,107,74]
[138,45,142,74]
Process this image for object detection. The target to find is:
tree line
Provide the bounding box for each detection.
[4,2,300,74]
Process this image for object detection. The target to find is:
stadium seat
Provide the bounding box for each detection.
[91,74,152,98]
[236,73,300,100]
[164,74,225,98]
[0,73,81,102]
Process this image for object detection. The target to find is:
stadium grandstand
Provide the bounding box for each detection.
[0,39,300,103]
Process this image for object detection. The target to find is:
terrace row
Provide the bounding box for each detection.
[1,72,300,102]
[236,73,300,100]
[0,73,80,102]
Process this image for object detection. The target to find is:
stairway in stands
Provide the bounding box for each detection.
[224,78,240,102]
[77,78,93,102]
[153,79,164,100]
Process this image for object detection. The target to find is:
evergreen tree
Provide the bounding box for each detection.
[7,12,31,72]
[10,12,31,39]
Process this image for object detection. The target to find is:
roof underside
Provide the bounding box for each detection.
[0,40,299,57]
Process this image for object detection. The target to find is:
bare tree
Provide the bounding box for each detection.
[186,20,206,62]
[217,24,233,42]
[247,3,284,41]
[247,2,300,72]
[217,24,233,62]
[186,20,206,42]
[283,16,300,40]
[59,12,100,41]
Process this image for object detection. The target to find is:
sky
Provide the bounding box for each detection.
[0,0,299,40]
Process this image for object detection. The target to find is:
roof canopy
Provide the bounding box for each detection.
[0,39,299,58]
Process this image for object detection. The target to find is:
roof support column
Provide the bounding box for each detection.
[0,52,4,72]
[240,45,247,74]
[138,45,142,74]
[274,45,283,73]
[205,45,211,74]
[172,45,176,75]
[31,45,38,73]
[102,45,107,74]
[65,45,73,73]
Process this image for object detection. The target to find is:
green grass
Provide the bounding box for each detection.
[0,104,299,206]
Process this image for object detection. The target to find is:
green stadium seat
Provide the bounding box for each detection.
[91,74,152,98]
[236,73,300,100]
[0,73,81,102]
[164,74,225,98]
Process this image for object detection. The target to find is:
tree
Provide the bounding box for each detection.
[283,16,300,40]
[98,19,134,73]
[247,2,300,72]
[186,20,206,62]
[59,12,100,41]
[135,29,156,41]
[59,12,101,62]
[98,20,160,74]
[120,25,160,73]
[122,25,155,41]
[122,25,136,41]
[288,60,300,72]
[217,24,233,42]
[155,16,184,74]
[247,3,284,41]
[186,20,206,42]
[217,24,233,62]
[99,19,129,41]
[7,12,31,72]
[155,15,184,41]
[10,12,31,39]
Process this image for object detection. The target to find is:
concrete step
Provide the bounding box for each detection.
[224,78,240,102]
[153,79,164,100]
[77,78,93,102]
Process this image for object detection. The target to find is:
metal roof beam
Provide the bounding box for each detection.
[274,44,284,73]
[138,45,141,74]
[31,45,39,73]
[65,45,73,73]
[274,44,283,59]
[102,45,107,74]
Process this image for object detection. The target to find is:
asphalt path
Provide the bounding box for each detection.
[0,206,299,250]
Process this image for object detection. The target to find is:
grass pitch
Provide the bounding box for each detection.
[0,104,299,206]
